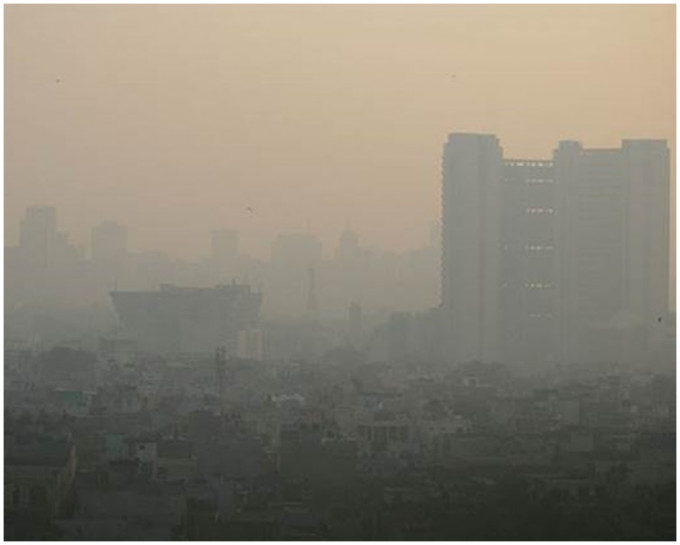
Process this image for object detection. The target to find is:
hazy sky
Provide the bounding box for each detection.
[5,5,675,260]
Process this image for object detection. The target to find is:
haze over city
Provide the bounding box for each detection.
[4,4,676,542]
[5,5,675,260]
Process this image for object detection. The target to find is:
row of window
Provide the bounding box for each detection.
[507,161,554,167]
[525,283,553,289]
[526,208,555,214]
[525,245,555,251]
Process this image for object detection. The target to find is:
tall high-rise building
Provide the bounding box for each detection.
[334,228,369,306]
[554,139,671,364]
[441,134,503,364]
[499,157,559,365]
[19,206,57,260]
[441,133,670,366]
[10,206,86,309]
[336,228,360,262]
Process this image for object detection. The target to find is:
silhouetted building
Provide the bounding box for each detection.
[441,133,670,366]
[7,206,88,312]
[334,228,371,307]
[500,158,559,365]
[554,140,671,364]
[441,134,503,364]
[19,206,58,259]
[336,228,360,262]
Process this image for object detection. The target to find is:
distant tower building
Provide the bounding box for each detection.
[499,157,559,365]
[553,139,671,364]
[335,228,366,308]
[336,228,360,262]
[91,221,127,264]
[441,134,503,364]
[441,132,671,366]
[19,206,58,260]
[12,206,83,308]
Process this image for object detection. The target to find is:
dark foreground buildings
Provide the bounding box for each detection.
[441,134,671,367]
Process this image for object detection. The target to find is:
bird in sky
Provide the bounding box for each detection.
[246,207,254,213]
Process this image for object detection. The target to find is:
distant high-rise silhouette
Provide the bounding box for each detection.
[441,133,670,365]
[554,139,670,364]
[20,206,58,263]
[441,134,503,364]
[335,228,360,262]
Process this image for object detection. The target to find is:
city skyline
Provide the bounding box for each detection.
[7,204,439,261]
[5,5,675,260]
[4,6,675,541]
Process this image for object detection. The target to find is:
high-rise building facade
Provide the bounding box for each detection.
[441,134,503,364]
[499,158,559,365]
[9,206,86,310]
[554,139,671,364]
[19,206,58,260]
[441,133,670,366]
